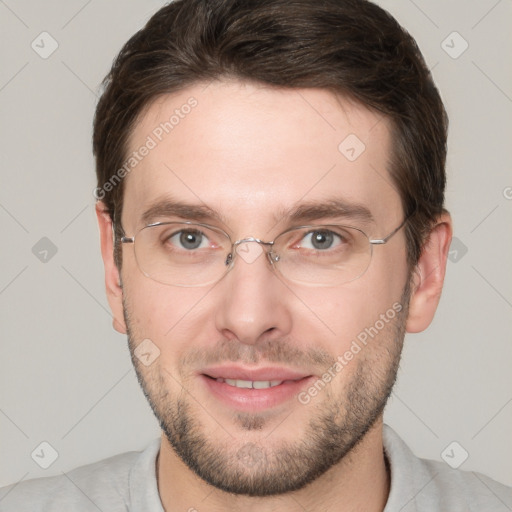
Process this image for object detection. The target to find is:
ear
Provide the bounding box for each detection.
[406,212,453,333]
[95,202,127,334]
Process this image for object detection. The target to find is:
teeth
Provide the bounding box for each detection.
[227,378,252,388]
[253,380,283,389]
[217,378,283,389]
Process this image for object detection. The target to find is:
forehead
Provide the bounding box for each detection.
[122,80,401,232]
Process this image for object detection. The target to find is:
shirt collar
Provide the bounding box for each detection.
[129,438,164,512]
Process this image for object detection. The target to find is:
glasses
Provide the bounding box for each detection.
[118,218,408,287]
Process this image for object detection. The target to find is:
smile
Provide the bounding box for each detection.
[200,368,314,412]
[213,378,289,389]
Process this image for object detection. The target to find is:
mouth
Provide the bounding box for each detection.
[210,377,291,389]
[199,366,314,412]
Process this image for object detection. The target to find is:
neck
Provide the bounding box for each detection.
[156,418,390,512]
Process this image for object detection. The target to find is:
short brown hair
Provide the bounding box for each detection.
[93,0,448,269]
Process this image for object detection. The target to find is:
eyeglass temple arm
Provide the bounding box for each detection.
[110,211,133,244]
[369,217,408,245]
[111,215,134,244]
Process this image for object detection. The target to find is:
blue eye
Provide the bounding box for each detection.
[300,230,343,250]
[168,230,210,250]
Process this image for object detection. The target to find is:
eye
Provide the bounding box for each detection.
[300,229,344,250]
[167,229,210,250]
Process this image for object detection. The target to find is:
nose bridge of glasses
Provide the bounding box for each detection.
[230,238,276,266]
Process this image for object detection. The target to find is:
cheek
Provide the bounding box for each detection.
[122,272,216,358]
[296,289,385,347]
[298,264,407,353]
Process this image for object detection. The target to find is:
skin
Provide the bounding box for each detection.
[96,80,452,511]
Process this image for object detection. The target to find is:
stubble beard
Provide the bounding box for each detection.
[124,285,409,497]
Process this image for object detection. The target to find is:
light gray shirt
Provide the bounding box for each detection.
[1,425,511,511]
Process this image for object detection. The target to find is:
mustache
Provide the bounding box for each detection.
[180,337,335,370]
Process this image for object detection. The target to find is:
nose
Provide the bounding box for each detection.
[214,240,292,346]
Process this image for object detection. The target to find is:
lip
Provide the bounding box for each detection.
[201,365,310,382]
[199,366,314,412]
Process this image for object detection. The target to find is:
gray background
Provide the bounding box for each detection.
[1,0,511,491]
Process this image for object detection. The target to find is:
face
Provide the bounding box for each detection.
[115,80,411,495]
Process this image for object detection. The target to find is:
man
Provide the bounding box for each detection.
[1,0,510,510]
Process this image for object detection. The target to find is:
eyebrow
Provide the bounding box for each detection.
[140,196,375,229]
[281,198,375,226]
[141,198,226,226]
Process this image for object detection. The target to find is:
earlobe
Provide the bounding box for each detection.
[95,202,127,334]
[406,213,452,333]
